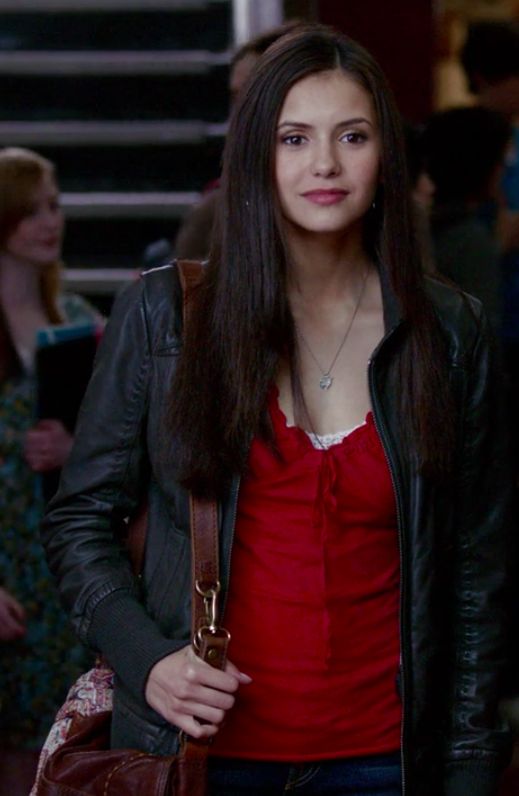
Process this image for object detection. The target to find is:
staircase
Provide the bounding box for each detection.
[0,0,240,306]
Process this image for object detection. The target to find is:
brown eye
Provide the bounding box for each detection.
[341,131,367,144]
[281,134,306,146]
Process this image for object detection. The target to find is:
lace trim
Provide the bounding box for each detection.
[305,420,367,450]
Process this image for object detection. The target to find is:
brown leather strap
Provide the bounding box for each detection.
[179,260,229,671]
[190,496,219,633]
[177,259,225,651]
[129,260,226,767]
[176,258,205,293]
[176,258,204,326]
[177,259,229,764]
[183,495,228,760]
[178,739,211,796]
[189,494,229,667]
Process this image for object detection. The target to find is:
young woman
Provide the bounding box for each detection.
[42,26,512,796]
[0,148,97,763]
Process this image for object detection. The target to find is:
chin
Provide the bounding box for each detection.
[35,251,60,267]
[292,218,364,238]
[284,208,368,238]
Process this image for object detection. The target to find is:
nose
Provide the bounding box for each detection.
[311,140,341,178]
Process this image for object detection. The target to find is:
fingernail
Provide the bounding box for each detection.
[239,672,252,684]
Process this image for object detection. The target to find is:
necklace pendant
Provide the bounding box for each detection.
[319,374,333,390]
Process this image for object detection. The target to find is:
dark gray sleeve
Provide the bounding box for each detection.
[42,278,184,700]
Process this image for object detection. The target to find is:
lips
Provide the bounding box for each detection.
[301,189,348,206]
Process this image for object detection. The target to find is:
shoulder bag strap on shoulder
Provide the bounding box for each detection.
[176,260,229,670]
[129,258,227,667]
[176,258,205,327]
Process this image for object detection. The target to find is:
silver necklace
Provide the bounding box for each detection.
[297,268,369,390]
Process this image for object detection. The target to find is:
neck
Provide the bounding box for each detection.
[0,252,45,310]
[286,225,372,303]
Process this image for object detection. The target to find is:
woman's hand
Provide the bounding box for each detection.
[24,419,73,472]
[145,645,252,739]
[0,587,26,641]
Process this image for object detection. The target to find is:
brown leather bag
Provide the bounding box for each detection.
[38,261,226,796]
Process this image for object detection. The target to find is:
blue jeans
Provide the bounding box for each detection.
[208,753,402,795]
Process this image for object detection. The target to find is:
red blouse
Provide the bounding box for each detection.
[210,392,401,761]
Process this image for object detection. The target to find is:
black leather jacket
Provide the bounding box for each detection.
[42,263,512,796]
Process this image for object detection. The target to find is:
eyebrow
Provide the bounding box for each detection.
[277,117,373,129]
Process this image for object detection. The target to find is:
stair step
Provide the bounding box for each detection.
[0,120,227,146]
[0,5,231,51]
[61,191,200,219]
[0,50,231,76]
[0,73,229,121]
[63,216,180,269]
[1,0,217,9]
[63,267,137,295]
[4,139,224,193]
[28,141,224,192]
[0,0,236,275]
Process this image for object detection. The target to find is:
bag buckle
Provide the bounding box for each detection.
[193,580,230,653]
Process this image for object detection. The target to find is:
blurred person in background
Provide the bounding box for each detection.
[0,148,97,779]
[403,121,436,273]
[461,19,519,218]
[423,106,511,334]
[403,122,435,213]
[461,20,519,418]
[461,21,519,726]
[424,106,519,723]
[145,21,303,267]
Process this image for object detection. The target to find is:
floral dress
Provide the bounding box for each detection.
[0,294,100,749]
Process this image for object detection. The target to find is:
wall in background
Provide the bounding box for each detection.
[435,0,519,109]
[317,0,434,122]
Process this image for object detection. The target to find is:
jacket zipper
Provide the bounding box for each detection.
[368,340,408,796]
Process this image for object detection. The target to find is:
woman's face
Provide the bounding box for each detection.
[4,171,64,267]
[275,69,381,240]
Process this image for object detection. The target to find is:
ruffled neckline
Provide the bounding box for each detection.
[268,386,375,456]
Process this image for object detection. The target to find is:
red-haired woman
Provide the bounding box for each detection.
[0,148,99,761]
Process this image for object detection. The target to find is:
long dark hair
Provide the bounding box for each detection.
[169,24,454,497]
